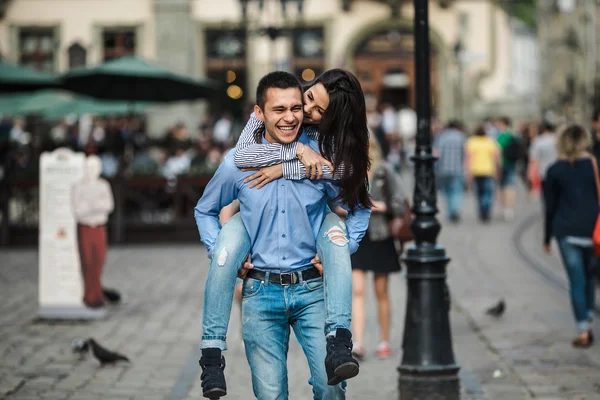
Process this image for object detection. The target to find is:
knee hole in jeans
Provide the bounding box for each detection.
[325,226,349,246]
[216,247,228,266]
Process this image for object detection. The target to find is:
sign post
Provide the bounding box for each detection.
[38,148,106,319]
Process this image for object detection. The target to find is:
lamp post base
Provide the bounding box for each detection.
[398,374,460,400]
[398,243,460,398]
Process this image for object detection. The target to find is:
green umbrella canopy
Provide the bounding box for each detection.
[0,90,72,115]
[42,97,150,119]
[0,60,59,93]
[61,56,218,102]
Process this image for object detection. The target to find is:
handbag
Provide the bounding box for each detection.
[388,199,413,242]
[590,157,600,257]
[380,167,413,242]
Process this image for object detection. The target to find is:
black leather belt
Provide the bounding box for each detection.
[246,266,321,285]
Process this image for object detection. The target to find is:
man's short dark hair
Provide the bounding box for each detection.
[446,119,464,131]
[540,120,556,133]
[255,71,302,110]
[501,116,511,127]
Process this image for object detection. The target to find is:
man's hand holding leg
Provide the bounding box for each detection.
[238,255,254,279]
[311,254,324,275]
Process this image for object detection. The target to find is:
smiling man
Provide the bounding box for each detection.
[195,71,370,399]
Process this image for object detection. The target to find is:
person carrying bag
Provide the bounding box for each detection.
[350,137,408,360]
[543,124,599,348]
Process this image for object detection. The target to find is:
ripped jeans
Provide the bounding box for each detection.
[200,212,353,350]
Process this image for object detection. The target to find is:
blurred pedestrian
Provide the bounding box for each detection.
[543,124,598,348]
[366,94,388,157]
[381,103,402,172]
[591,110,600,159]
[484,116,500,139]
[519,121,539,197]
[162,145,191,179]
[434,120,466,222]
[212,112,233,149]
[465,125,501,222]
[350,137,406,360]
[496,117,521,220]
[528,120,556,205]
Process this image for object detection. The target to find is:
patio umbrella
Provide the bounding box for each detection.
[0,90,72,115]
[42,97,150,119]
[60,56,217,102]
[0,60,59,93]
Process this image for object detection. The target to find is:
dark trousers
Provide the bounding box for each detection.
[474,176,495,220]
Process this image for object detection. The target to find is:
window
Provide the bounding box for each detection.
[103,29,136,61]
[19,28,56,73]
[292,27,324,84]
[205,29,248,118]
[206,29,246,59]
[68,42,87,69]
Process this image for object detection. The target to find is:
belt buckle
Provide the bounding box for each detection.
[279,272,297,285]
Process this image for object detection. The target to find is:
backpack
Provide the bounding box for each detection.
[503,136,522,163]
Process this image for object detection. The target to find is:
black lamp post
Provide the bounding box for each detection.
[239,0,305,40]
[238,0,305,70]
[398,0,460,398]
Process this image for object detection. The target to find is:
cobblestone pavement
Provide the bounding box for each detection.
[1,184,599,399]
[441,186,600,400]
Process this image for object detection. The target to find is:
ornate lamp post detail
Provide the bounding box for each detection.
[398,0,460,398]
[239,0,305,40]
[238,0,305,70]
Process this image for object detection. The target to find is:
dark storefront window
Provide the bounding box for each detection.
[19,27,56,73]
[103,29,136,61]
[292,26,324,84]
[68,42,87,69]
[205,29,248,119]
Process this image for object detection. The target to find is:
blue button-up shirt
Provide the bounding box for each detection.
[194,131,371,272]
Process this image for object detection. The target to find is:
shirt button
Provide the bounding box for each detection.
[282,234,286,238]
[281,210,285,214]
[282,256,287,260]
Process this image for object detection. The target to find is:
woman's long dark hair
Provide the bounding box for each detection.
[312,69,372,211]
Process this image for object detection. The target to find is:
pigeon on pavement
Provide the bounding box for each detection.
[485,299,506,318]
[88,338,130,366]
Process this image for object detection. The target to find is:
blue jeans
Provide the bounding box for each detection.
[557,238,597,333]
[242,274,346,399]
[200,212,352,350]
[438,175,464,218]
[500,165,516,188]
[473,176,495,219]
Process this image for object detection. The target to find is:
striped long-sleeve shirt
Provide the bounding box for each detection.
[233,113,340,180]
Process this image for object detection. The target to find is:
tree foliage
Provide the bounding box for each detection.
[497,0,537,29]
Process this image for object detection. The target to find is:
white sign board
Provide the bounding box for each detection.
[38,148,105,319]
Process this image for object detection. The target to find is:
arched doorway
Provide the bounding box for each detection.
[347,22,447,116]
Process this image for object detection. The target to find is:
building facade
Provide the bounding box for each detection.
[537,0,599,127]
[0,0,539,135]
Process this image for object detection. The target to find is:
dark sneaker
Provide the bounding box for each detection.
[199,348,227,399]
[325,328,359,386]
